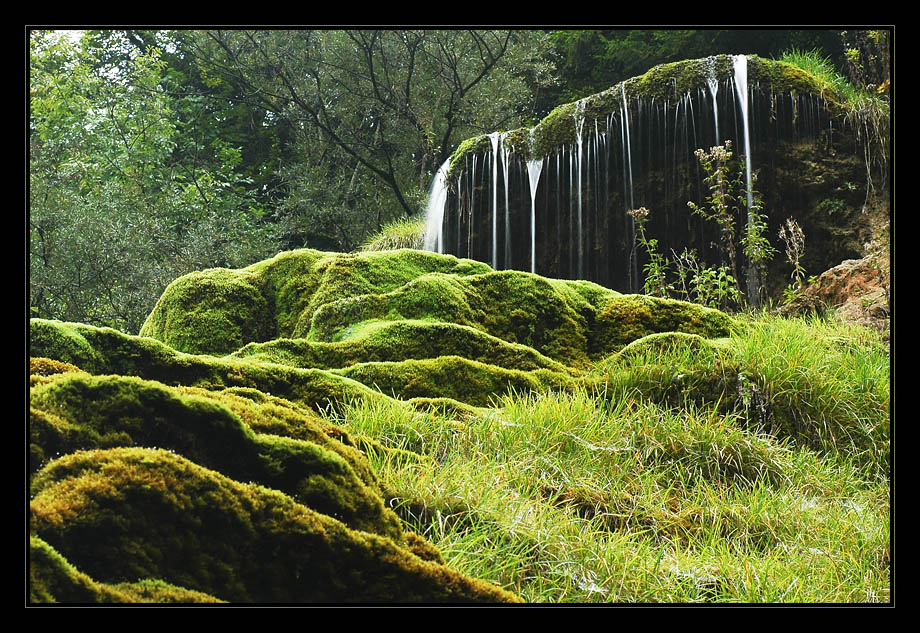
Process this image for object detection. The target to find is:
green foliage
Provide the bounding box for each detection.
[782,38,890,194]
[628,207,669,298]
[778,218,807,304]
[687,142,742,292]
[780,48,858,102]
[191,29,553,249]
[29,31,277,333]
[360,218,426,252]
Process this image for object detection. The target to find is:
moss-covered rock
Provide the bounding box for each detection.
[29,319,397,412]
[448,54,849,168]
[591,295,735,354]
[30,536,225,603]
[29,245,743,603]
[29,372,401,540]
[335,356,576,407]
[140,268,275,356]
[29,447,521,603]
[231,319,572,374]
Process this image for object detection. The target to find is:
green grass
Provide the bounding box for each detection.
[780,48,889,176]
[360,217,426,252]
[327,311,890,603]
[780,48,860,103]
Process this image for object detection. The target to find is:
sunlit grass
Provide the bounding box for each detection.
[326,313,889,602]
[360,217,426,251]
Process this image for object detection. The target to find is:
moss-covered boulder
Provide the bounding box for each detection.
[30,447,520,603]
[28,366,520,603]
[30,536,225,603]
[29,372,400,539]
[32,249,737,407]
[30,246,742,603]
[591,295,735,353]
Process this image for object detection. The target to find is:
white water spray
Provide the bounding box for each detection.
[733,54,758,305]
[574,98,586,279]
[501,132,512,269]
[732,55,753,214]
[489,132,501,269]
[423,157,451,253]
[526,129,544,274]
[706,56,720,144]
[621,84,637,291]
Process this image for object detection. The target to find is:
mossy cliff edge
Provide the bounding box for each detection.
[448,54,843,169]
[30,248,735,603]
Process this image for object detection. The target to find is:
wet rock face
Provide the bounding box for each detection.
[431,55,872,299]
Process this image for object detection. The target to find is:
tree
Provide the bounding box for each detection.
[540,29,846,115]
[29,30,276,332]
[187,30,552,243]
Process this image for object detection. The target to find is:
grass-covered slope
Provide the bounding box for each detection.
[29,248,889,603]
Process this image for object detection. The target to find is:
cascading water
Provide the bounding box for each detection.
[574,99,586,279]
[501,133,512,269]
[526,129,544,274]
[732,54,759,306]
[423,157,451,253]
[424,54,843,295]
[489,132,501,269]
[706,56,721,145]
[621,84,637,292]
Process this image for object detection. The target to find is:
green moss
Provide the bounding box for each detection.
[30,447,521,603]
[29,535,225,603]
[30,319,398,412]
[140,268,274,356]
[30,535,110,603]
[335,355,575,407]
[233,320,571,374]
[447,135,495,179]
[448,55,848,164]
[29,373,401,539]
[591,295,735,355]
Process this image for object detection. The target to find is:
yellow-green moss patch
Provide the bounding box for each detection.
[30,373,401,539]
[30,447,521,603]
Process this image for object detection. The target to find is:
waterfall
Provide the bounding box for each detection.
[426,55,841,298]
[489,132,501,269]
[621,84,637,292]
[732,54,759,306]
[470,154,477,259]
[575,99,586,279]
[706,56,720,145]
[423,157,451,253]
[501,132,512,269]
[526,129,544,274]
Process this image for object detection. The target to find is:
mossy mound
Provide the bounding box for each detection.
[30,447,521,603]
[591,295,734,353]
[231,319,572,374]
[136,248,732,369]
[140,249,494,355]
[29,372,400,540]
[28,368,519,603]
[335,356,576,408]
[30,536,225,603]
[30,247,742,603]
[31,249,737,409]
